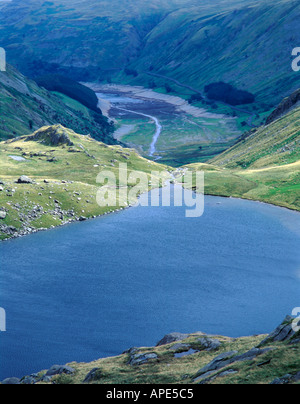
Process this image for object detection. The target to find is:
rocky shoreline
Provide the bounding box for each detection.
[0,175,130,242]
[1,316,299,385]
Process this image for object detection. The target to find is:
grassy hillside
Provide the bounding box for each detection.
[0,124,170,240]
[211,106,300,169]
[0,65,115,143]
[7,316,300,384]
[182,101,300,211]
[126,0,300,108]
[0,0,299,109]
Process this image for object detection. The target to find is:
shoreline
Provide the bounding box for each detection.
[84,82,229,120]
[1,186,299,243]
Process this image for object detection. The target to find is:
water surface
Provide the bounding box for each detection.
[0,192,299,379]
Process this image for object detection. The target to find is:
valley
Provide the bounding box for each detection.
[0,0,299,386]
[88,83,241,166]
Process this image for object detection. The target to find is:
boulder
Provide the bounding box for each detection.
[0,211,6,220]
[156,332,190,346]
[45,365,75,377]
[194,351,238,379]
[1,377,20,384]
[83,368,102,383]
[169,343,191,352]
[270,372,300,385]
[128,352,158,366]
[194,348,272,382]
[17,175,33,184]
[259,315,299,346]
[198,337,221,351]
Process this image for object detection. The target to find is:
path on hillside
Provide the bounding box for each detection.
[115,106,162,157]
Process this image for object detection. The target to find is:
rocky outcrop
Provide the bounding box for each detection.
[45,365,75,377]
[16,175,34,184]
[270,372,300,385]
[1,316,299,384]
[24,125,74,147]
[156,332,191,346]
[266,88,300,125]
[128,352,158,366]
[194,347,273,383]
[83,368,102,383]
[258,315,300,346]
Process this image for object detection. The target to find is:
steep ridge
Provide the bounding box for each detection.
[266,88,300,125]
[211,101,300,169]
[0,0,299,108]
[0,65,115,143]
[183,90,300,211]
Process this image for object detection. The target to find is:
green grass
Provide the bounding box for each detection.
[112,113,241,167]
[33,322,300,385]
[0,125,171,240]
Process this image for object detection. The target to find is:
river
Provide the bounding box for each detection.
[0,189,299,379]
[114,106,162,156]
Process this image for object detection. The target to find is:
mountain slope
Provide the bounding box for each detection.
[0,124,170,240]
[210,104,300,169]
[0,65,114,142]
[0,0,298,109]
[183,91,300,211]
[132,0,300,107]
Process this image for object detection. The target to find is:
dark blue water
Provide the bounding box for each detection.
[0,192,300,379]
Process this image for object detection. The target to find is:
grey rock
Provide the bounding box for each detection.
[156,332,190,346]
[45,365,75,377]
[294,371,300,382]
[0,211,6,219]
[83,368,102,383]
[122,347,139,355]
[198,337,221,351]
[194,371,216,382]
[174,348,199,358]
[128,352,158,366]
[17,175,33,184]
[233,348,273,363]
[271,371,300,385]
[194,347,272,382]
[217,369,238,378]
[169,343,191,352]
[259,315,298,346]
[40,375,53,383]
[1,377,21,384]
[20,374,39,385]
[197,369,238,384]
[194,351,238,377]
[270,374,293,385]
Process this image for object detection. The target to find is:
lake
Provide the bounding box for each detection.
[0,190,300,379]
